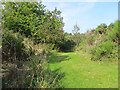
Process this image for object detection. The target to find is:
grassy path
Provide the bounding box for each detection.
[48,51,118,88]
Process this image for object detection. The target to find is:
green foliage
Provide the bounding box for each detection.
[2,30,64,88]
[55,32,76,52]
[96,23,107,34]
[90,21,119,61]
[2,30,28,62]
[2,29,64,88]
[2,2,40,37]
[2,54,64,88]
[91,40,115,61]
[76,21,118,61]
[2,2,64,88]
[107,21,119,43]
[1,1,118,88]
[57,39,76,52]
[24,55,64,88]
[2,2,64,46]
[86,32,96,46]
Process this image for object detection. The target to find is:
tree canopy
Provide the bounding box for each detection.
[2,2,64,45]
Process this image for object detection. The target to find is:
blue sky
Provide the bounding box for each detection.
[42,2,118,33]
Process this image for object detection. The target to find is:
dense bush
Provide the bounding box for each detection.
[2,31,64,88]
[2,53,64,88]
[90,21,119,61]
[107,21,119,43]
[2,2,65,88]
[96,23,107,34]
[91,40,117,61]
[2,30,29,63]
[24,55,64,88]
[56,39,76,52]
[2,2,64,47]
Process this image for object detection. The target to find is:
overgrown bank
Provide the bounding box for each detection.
[75,21,119,62]
[1,1,119,88]
[1,1,65,88]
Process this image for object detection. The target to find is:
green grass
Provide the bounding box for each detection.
[48,51,118,88]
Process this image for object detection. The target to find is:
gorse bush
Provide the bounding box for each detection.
[96,23,107,35]
[24,55,64,88]
[2,31,64,88]
[2,30,64,88]
[90,21,119,61]
[107,21,119,43]
[91,40,116,61]
[2,2,65,88]
[2,30,29,62]
[2,53,64,88]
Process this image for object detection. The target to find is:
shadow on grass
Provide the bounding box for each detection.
[48,52,70,63]
[46,68,65,88]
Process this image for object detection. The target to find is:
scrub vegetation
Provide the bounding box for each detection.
[1,1,119,88]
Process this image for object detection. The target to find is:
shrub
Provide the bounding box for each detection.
[2,52,64,88]
[56,39,76,52]
[2,31,64,88]
[107,21,119,43]
[24,55,64,88]
[2,31,29,62]
[91,40,115,61]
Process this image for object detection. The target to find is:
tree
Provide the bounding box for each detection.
[2,2,64,46]
[72,24,80,34]
[2,2,65,88]
[2,2,42,37]
[72,24,81,46]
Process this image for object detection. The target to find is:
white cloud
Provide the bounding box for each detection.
[44,2,95,33]
[43,2,117,33]
[58,2,96,33]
